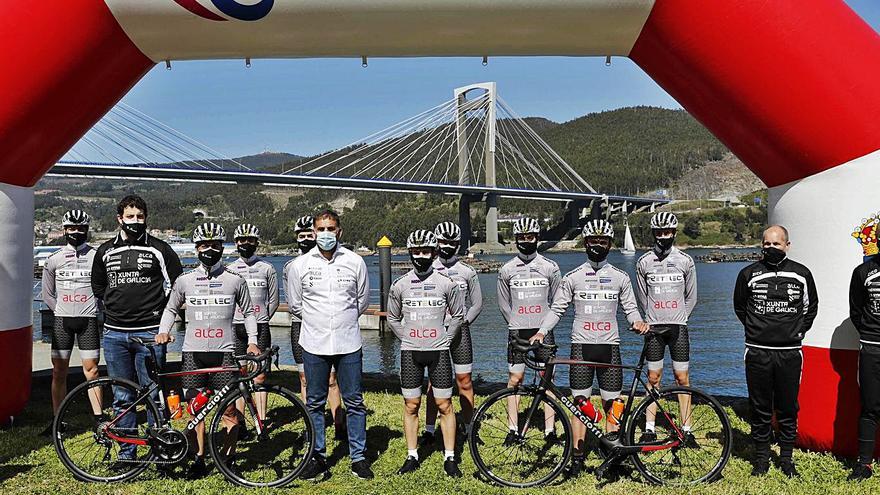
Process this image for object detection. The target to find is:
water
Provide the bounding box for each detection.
[33,248,754,397]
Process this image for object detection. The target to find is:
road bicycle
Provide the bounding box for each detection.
[469,332,732,487]
[52,337,314,487]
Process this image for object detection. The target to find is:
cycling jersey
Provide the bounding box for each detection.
[387,268,465,351]
[539,260,642,345]
[432,257,483,324]
[849,256,880,344]
[42,244,97,317]
[158,263,257,352]
[227,255,279,324]
[497,254,561,330]
[635,247,697,325]
[733,257,818,349]
[282,258,299,323]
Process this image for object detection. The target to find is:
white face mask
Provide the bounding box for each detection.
[316,231,337,251]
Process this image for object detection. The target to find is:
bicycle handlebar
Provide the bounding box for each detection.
[234,345,280,381]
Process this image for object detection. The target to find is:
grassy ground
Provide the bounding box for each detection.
[1,370,874,495]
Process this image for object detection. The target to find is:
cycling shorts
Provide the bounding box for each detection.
[400,350,454,400]
[508,328,555,374]
[290,321,304,364]
[233,322,271,358]
[570,344,622,401]
[51,316,100,361]
[645,324,690,372]
[449,323,473,374]
[181,351,238,398]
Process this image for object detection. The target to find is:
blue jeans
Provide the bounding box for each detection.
[102,328,166,459]
[302,349,367,463]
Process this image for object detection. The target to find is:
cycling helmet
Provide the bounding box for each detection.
[650,211,678,230]
[407,229,438,249]
[434,222,461,242]
[234,223,260,240]
[513,217,541,235]
[192,222,226,243]
[582,219,614,238]
[62,209,90,226]
[294,215,314,233]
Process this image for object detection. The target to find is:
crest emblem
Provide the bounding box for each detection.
[852,213,880,257]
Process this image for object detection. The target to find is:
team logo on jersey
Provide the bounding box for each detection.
[173,0,274,21]
[853,212,880,257]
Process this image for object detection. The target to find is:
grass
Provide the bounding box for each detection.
[1,370,874,495]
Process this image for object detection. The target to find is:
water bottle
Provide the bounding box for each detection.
[187,389,212,416]
[166,390,182,419]
[574,395,602,422]
[608,398,625,426]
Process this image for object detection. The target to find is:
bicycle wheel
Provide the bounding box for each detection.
[625,386,732,485]
[469,387,572,488]
[53,377,159,482]
[208,384,314,487]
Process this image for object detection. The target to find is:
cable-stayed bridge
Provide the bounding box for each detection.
[51,83,665,248]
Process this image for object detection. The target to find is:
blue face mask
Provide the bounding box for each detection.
[316,231,338,251]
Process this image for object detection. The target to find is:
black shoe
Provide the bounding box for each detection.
[504,430,518,447]
[39,422,54,438]
[567,457,585,478]
[419,430,436,447]
[398,456,420,475]
[443,458,462,478]
[351,460,374,480]
[544,431,559,444]
[639,430,657,443]
[682,431,700,448]
[848,463,873,482]
[779,460,799,478]
[238,424,253,442]
[109,458,135,473]
[751,461,769,476]
[186,457,208,480]
[299,455,329,481]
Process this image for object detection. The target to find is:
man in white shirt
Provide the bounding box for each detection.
[287,210,373,481]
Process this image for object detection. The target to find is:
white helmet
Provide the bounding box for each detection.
[192,222,226,243]
[294,215,314,233]
[513,217,540,235]
[62,209,90,227]
[233,223,260,240]
[650,211,678,230]
[407,229,438,249]
[434,222,461,242]
[582,219,614,238]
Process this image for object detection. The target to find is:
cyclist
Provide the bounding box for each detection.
[284,215,345,438]
[155,222,260,479]
[635,211,697,444]
[228,223,278,434]
[497,217,561,444]
[387,230,465,477]
[534,219,648,475]
[422,221,483,445]
[40,209,101,436]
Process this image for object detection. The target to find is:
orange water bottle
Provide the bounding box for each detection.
[608,398,625,426]
[166,390,182,419]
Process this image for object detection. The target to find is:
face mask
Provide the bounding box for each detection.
[316,231,337,251]
[198,247,223,267]
[516,241,538,256]
[586,243,610,263]
[762,246,787,265]
[654,236,675,252]
[237,243,257,258]
[410,253,434,273]
[298,238,316,253]
[121,220,146,238]
[65,231,87,247]
[438,245,457,260]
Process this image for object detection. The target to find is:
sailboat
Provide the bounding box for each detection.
[621,221,636,256]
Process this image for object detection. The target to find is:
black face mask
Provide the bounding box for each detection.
[516,241,538,256]
[298,238,316,253]
[586,244,610,263]
[410,254,434,273]
[198,247,223,267]
[237,243,257,258]
[65,232,87,247]
[121,221,146,239]
[438,245,458,260]
[654,236,675,252]
[762,246,787,265]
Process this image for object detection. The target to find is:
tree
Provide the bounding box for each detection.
[683,216,701,239]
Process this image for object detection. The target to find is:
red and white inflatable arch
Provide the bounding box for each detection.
[2,0,879,455]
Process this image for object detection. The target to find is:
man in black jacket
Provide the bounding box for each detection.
[91,195,183,462]
[848,253,880,481]
[733,225,818,478]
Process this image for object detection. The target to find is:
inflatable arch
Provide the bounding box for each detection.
[2,0,880,455]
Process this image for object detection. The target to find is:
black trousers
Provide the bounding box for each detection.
[744,347,802,461]
[858,344,880,464]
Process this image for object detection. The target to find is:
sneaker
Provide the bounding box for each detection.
[299,455,329,481]
[682,431,700,449]
[504,430,518,447]
[750,461,769,476]
[567,457,585,478]
[848,463,873,482]
[398,456,420,475]
[39,422,54,438]
[779,460,799,478]
[419,430,436,447]
[443,458,463,478]
[638,430,657,443]
[544,431,559,444]
[109,458,135,473]
[351,460,374,480]
[238,425,253,442]
[186,457,208,480]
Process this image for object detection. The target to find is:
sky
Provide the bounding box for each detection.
[114,0,880,158]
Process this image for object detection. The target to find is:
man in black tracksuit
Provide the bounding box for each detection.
[848,255,880,481]
[733,225,817,478]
